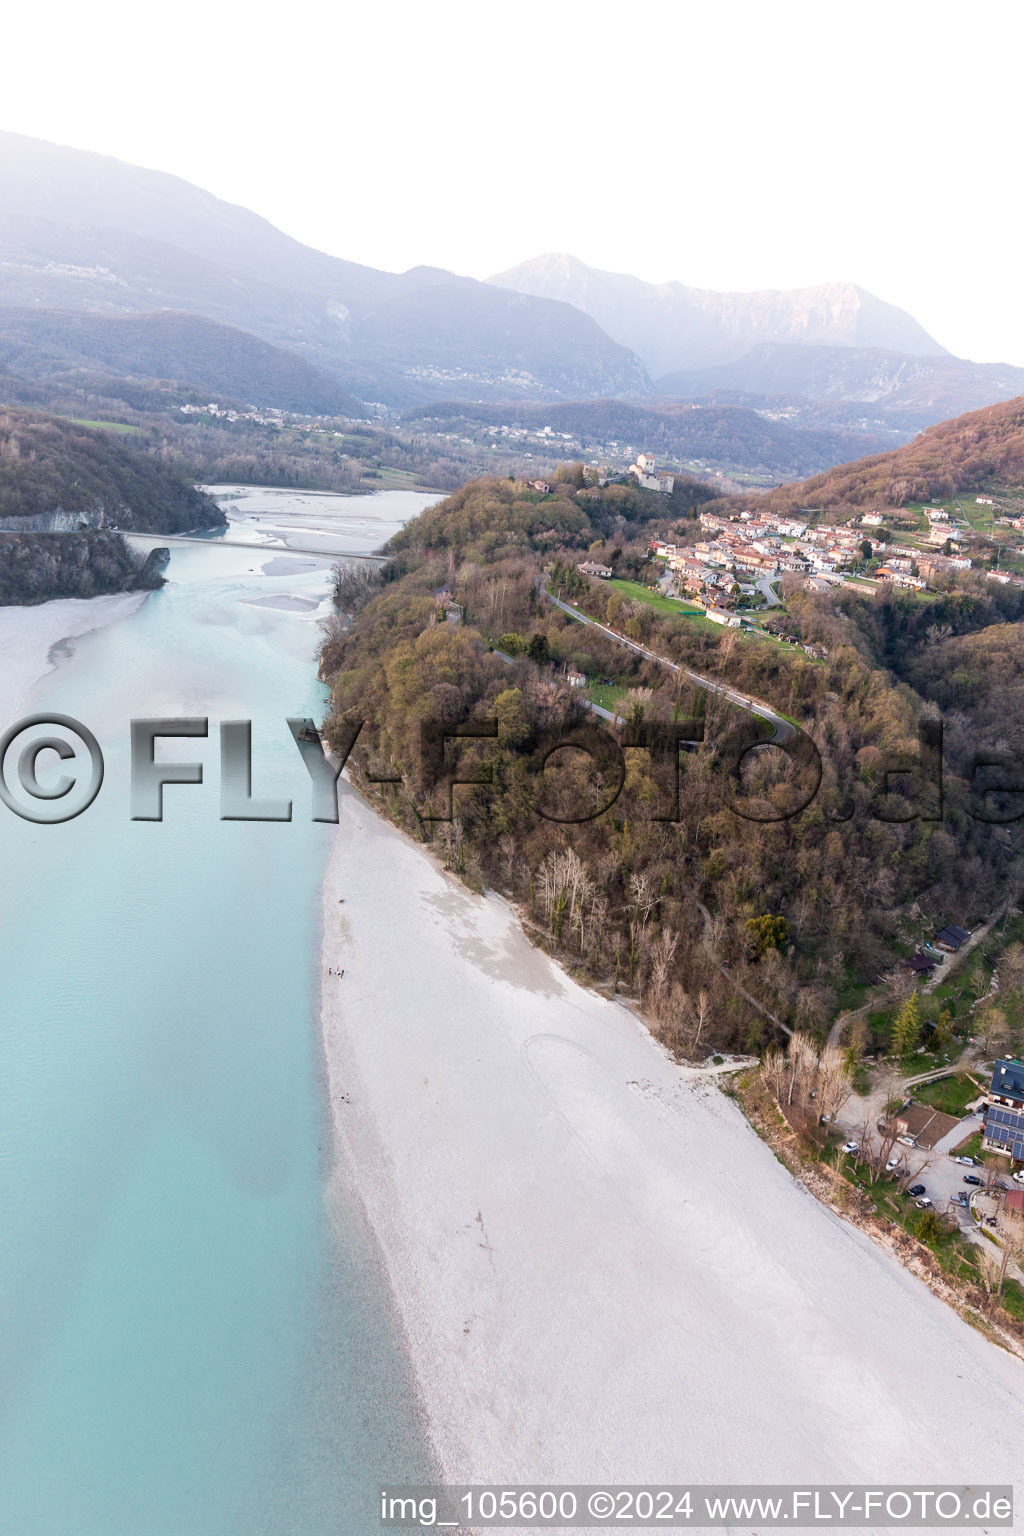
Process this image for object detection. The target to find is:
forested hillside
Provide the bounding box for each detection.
[401,397,885,481]
[0,529,167,605]
[320,474,1019,1059]
[737,396,1024,511]
[0,408,222,531]
[0,309,363,416]
[0,407,223,603]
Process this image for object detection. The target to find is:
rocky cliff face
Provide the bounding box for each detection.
[0,529,168,606]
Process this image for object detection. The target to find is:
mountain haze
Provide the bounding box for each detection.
[657,343,1024,424]
[488,253,948,376]
[0,134,651,407]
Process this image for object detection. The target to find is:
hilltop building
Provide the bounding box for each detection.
[629,454,675,494]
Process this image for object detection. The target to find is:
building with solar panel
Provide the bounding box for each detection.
[983,1059,1024,1165]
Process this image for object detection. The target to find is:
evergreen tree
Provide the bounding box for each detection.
[935,1007,954,1053]
[890,989,921,1059]
[917,1209,943,1244]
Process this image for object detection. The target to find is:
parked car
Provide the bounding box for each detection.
[842,1141,859,1154]
[963,1174,982,1186]
[885,1158,900,1173]
[908,1184,926,1197]
[897,1135,916,1147]
[994,1181,1009,1192]
[952,1193,969,1207]
[915,1197,933,1208]
[1013,1170,1024,1184]
[954,1156,977,1166]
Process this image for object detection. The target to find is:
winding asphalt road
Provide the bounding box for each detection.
[544,588,796,743]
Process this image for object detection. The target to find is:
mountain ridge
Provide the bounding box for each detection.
[0,134,652,407]
[655,342,1024,422]
[487,252,949,375]
[0,307,363,415]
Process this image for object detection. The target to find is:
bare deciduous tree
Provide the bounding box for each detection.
[761,1047,787,1102]
[786,1032,818,1109]
[687,989,712,1062]
[817,1042,854,1126]
[648,927,679,1016]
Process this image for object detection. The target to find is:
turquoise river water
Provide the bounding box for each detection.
[0,489,438,1535]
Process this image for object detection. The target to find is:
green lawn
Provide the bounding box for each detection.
[363,466,436,490]
[606,578,703,616]
[954,1130,985,1160]
[585,682,627,715]
[913,1073,983,1117]
[65,417,141,434]
[956,495,998,533]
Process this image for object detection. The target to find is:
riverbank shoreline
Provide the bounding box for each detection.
[0,590,149,727]
[318,786,1024,1511]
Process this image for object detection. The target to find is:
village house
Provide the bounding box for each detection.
[875,567,926,590]
[982,1059,1024,1164]
[578,560,613,579]
[918,555,972,583]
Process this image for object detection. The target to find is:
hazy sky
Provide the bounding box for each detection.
[6,0,1024,363]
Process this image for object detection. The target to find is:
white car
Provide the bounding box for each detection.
[897,1135,916,1147]
[842,1141,859,1154]
[954,1155,977,1166]
[915,1197,933,1208]
[1013,1170,1024,1184]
